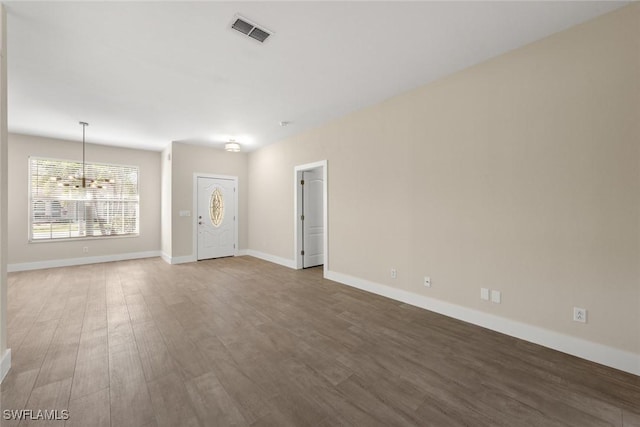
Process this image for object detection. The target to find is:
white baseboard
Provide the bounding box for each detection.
[163,254,197,265]
[325,270,640,377]
[244,249,296,269]
[162,249,248,265]
[7,251,162,272]
[0,349,11,383]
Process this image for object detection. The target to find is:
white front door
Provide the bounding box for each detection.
[302,168,324,268]
[197,177,236,260]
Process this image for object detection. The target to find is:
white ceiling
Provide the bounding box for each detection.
[6,1,627,152]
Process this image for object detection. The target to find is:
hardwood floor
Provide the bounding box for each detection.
[1,256,639,426]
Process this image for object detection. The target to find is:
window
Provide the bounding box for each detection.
[209,187,224,227]
[29,157,139,241]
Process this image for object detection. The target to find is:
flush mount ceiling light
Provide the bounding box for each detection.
[225,139,241,152]
[231,15,272,43]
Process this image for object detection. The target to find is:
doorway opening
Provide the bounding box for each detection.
[294,161,327,272]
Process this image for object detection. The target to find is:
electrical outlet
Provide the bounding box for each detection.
[573,307,587,323]
[491,290,501,304]
[390,268,397,279]
[480,288,490,301]
[83,247,88,254]
[424,276,431,287]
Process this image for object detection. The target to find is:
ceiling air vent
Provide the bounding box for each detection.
[231,15,271,43]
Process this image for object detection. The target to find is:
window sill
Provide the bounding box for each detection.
[29,234,140,243]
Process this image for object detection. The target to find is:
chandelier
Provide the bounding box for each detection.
[51,122,114,189]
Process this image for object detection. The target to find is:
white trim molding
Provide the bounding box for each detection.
[0,349,11,383]
[163,254,197,265]
[244,249,296,269]
[293,160,328,274]
[164,250,249,265]
[161,252,171,264]
[8,250,162,272]
[325,269,640,376]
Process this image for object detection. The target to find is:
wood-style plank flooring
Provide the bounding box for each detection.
[1,256,639,426]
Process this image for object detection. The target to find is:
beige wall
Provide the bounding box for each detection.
[248,5,640,355]
[169,142,248,259]
[8,134,161,265]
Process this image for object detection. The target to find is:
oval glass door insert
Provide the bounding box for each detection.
[209,187,224,227]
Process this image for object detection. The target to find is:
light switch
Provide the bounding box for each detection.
[179,210,191,217]
[491,290,501,304]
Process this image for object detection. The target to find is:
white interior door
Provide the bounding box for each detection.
[302,168,324,268]
[197,177,235,260]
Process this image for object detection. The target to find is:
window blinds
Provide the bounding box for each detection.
[29,157,139,241]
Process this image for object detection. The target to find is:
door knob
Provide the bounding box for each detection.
[198,221,203,225]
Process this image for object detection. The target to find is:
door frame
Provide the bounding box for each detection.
[294,160,328,272]
[192,173,239,260]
